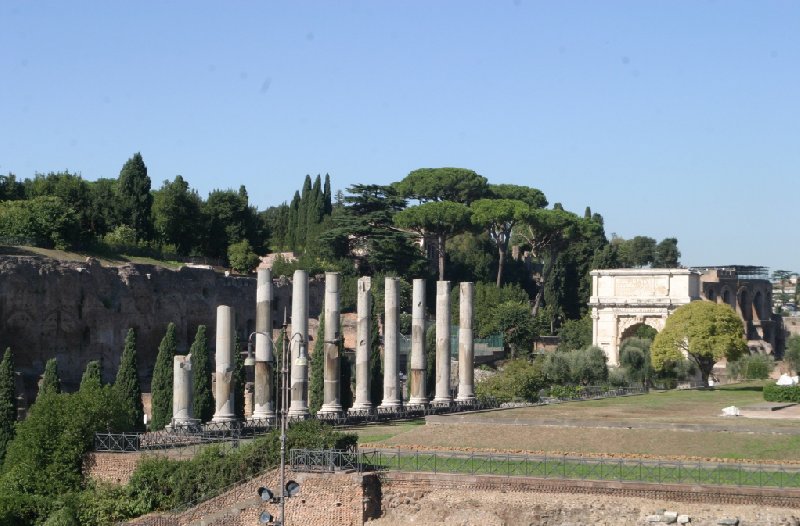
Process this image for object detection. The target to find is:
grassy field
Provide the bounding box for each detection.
[356,383,800,463]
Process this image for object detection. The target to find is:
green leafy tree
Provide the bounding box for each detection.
[654,237,681,268]
[476,359,546,403]
[0,348,16,466]
[557,316,592,352]
[39,358,61,397]
[309,315,325,414]
[0,195,80,249]
[425,324,437,398]
[24,171,94,246]
[202,187,259,260]
[116,153,153,242]
[190,326,214,423]
[86,178,121,237]
[339,339,353,411]
[783,335,800,375]
[150,323,177,430]
[483,301,537,358]
[471,198,531,286]
[80,361,102,390]
[619,338,652,387]
[394,201,472,281]
[114,329,144,431]
[395,167,488,204]
[227,239,260,273]
[651,301,748,385]
[318,184,425,277]
[151,175,202,255]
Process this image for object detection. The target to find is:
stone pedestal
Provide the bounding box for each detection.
[380,277,402,408]
[288,270,310,418]
[351,277,373,413]
[319,272,343,415]
[409,278,428,406]
[171,354,199,427]
[212,305,237,422]
[252,268,275,420]
[456,282,476,402]
[433,281,452,405]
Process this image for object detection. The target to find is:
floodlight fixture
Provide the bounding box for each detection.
[285,480,300,497]
[258,510,274,524]
[258,486,274,502]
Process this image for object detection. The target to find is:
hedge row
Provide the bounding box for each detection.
[763,383,800,403]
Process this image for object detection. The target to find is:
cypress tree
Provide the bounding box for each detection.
[150,322,177,430]
[80,360,102,390]
[0,348,17,465]
[233,334,245,420]
[117,152,154,241]
[425,324,437,398]
[190,325,213,423]
[369,309,384,407]
[114,328,145,431]
[339,326,353,411]
[309,314,325,414]
[323,173,332,215]
[39,357,61,398]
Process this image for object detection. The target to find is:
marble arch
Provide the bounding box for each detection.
[589,269,701,366]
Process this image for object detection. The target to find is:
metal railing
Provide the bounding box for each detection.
[290,448,800,489]
[94,399,498,453]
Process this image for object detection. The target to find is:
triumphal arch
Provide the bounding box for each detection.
[589,266,778,366]
[589,269,701,365]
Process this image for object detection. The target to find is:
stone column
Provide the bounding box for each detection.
[409,278,428,406]
[456,282,476,402]
[172,354,198,427]
[380,277,401,408]
[212,305,237,422]
[252,269,275,420]
[351,277,372,413]
[288,270,310,418]
[433,281,452,405]
[319,272,342,415]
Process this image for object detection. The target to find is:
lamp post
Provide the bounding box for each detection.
[257,310,304,525]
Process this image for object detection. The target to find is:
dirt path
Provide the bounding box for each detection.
[371,489,800,525]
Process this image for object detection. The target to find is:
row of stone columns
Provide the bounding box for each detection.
[170,273,477,425]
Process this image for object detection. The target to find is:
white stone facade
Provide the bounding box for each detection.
[589,269,701,365]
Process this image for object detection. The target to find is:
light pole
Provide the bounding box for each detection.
[258,310,303,525]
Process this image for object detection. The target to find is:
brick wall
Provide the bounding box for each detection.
[125,469,375,526]
[83,452,145,485]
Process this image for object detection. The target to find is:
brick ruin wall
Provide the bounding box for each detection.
[0,256,324,407]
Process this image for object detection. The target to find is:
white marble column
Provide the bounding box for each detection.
[212,305,237,422]
[433,281,452,405]
[409,278,428,406]
[252,268,275,420]
[288,270,310,418]
[456,282,476,402]
[350,277,372,413]
[380,277,401,408]
[319,272,342,415]
[172,354,197,427]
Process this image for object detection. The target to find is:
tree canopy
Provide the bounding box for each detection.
[395,167,488,204]
[651,301,748,384]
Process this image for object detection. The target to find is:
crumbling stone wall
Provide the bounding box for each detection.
[83,452,144,485]
[0,256,324,406]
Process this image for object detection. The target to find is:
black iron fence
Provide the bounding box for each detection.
[290,448,800,490]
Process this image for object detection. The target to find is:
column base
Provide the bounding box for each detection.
[168,418,200,430]
[379,399,402,408]
[408,397,429,406]
[211,413,237,423]
[249,410,276,421]
[431,398,452,406]
[317,403,343,415]
[349,403,374,414]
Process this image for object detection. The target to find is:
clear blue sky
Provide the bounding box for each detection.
[2,1,798,272]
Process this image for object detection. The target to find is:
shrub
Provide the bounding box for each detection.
[619,338,652,387]
[227,239,260,273]
[543,346,609,386]
[476,359,546,403]
[727,353,775,380]
[763,383,800,403]
[784,335,800,375]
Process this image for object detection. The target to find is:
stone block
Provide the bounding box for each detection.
[677,515,691,524]
[717,519,739,526]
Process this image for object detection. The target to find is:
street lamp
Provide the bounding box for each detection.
[255,309,304,525]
